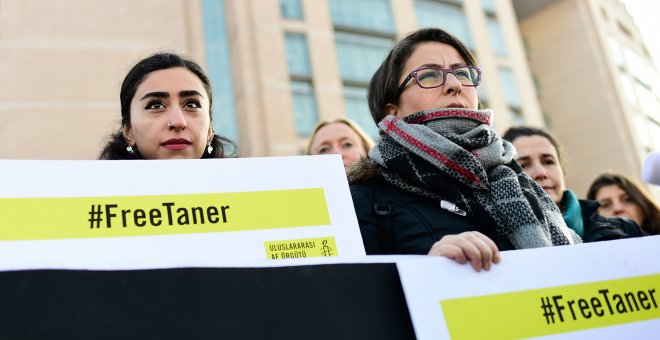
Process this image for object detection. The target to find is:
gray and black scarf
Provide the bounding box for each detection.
[370,107,581,248]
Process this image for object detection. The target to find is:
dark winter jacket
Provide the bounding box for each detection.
[348,160,514,255]
[579,199,647,242]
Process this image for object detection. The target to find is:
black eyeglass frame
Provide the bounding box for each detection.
[393,66,482,100]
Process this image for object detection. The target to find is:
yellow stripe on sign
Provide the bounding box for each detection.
[0,188,330,240]
[440,273,660,339]
[265,236,338,259]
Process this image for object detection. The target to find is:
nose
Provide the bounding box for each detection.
[168,107,187,131]
[443,72,462,96]
[611,201,626,216]
[527,163,548,182]
[328,145,342,155]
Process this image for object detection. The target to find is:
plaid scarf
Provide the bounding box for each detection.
[369,108,581,248]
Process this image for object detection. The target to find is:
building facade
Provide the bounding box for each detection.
[0,0,542,159]
[513,0,660,197]
[2,0,656,199]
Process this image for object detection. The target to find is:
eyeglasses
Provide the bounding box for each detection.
[394,66,482,99]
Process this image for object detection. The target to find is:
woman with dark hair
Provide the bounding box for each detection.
[503,126,645,241]
[99,53,237,159]
[587,173,660,235]
[349,28,580,271]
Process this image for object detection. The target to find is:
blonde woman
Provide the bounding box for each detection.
[307,117,375,170]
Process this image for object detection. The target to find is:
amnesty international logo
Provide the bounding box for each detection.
[265,237,338,259]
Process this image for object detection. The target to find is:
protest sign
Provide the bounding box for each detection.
[0,155,365,270]
[397,236,660,339]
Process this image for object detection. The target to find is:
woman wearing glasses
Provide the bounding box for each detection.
[349,28,580,271]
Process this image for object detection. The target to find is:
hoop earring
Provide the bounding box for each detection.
[126,145,134,154]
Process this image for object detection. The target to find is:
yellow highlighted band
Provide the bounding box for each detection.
[440,273,660,339]
[0,188,330,240]
[265,236,338,259]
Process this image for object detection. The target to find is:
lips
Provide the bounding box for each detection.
[162,138,192,150]
[446,103,465,108]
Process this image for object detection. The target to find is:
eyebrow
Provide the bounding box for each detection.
[516,153,556,161]
[139,90,204,101]
[415,62,467,69]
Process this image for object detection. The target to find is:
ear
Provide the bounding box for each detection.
[122,126,134,146]
[207,126,215,144]
[384,103,399,117]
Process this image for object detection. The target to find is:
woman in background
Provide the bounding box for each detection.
[307,117,375,170]
[100,53,236,160]
[587,173,660,235]
[503,126,645,241]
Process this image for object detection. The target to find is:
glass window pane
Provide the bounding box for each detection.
[202,0,238,142]
[330,0,395,33]
[607,35,625,68]
[498,68,522,108]
[481,0,497,13]
[620,72,638,105]
[635,81,660,120]
[624,46,651,86]
[285,33,312,77]
[291,81,318,136]
[335,32,394,83]
[280,0,303,19]
[415,0,474,49]
[509,108,525,126]
[632,114,652,149]
[343,86,379,138]
[487,17,508,57]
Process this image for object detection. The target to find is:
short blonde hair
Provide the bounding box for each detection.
[306,117,375,155]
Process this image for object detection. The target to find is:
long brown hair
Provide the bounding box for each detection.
[587,173,660,235]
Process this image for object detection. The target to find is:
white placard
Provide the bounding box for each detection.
[0,155,366,270]
[397,236,660,339]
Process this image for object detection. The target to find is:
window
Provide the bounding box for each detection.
[620,72,638,105]
[285,33,317,136]
[202,0,238,142]
[335,32,393,84]
[633,114,652,150]
[487,17,508,57]
[285,33,312,77]
[343,86,379,138]
[280,0,303,20]
[415,0,474,50]
[330,0,395,33]
[635,81,660,120]
[498,68,524,125]
[481,0,497,14]
[607,35,625,68]
[291,81,319,136]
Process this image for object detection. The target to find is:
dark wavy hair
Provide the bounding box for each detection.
[367,28,478,125]
[502,126,566,171]
[99,52,237,159]
[587,173,660,235]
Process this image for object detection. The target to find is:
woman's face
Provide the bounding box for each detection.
[594,184,644,226]
[123,67,213,160]
[512,135,566,204]
[386,41,479,119]
[309,122,367,169]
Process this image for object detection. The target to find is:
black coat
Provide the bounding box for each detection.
[579,199,647,242]
[350,182,515,255]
